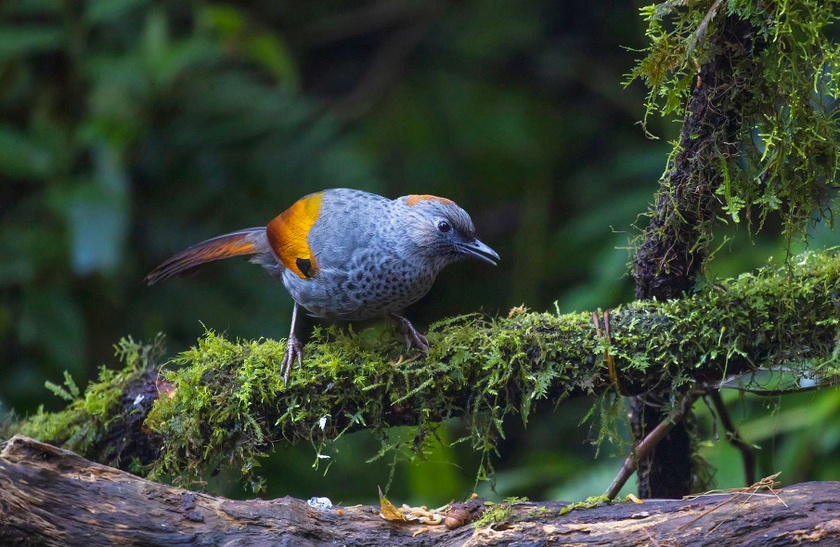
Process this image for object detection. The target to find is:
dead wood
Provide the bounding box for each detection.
[2,435,839,546]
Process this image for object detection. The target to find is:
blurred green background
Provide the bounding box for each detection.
[2,0,839,505]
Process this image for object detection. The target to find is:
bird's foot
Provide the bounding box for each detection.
[280,332,303,384]
[391,314,430,354]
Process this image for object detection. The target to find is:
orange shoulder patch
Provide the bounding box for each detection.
[406,194,454,207]
[266,192,324,279]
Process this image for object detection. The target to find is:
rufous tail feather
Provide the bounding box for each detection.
[145,228,264,285]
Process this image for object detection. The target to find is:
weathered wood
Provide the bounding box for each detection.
[2,435,839,546]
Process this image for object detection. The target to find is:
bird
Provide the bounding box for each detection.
[145,188,499,383]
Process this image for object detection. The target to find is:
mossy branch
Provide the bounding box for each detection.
[7,250,840,490]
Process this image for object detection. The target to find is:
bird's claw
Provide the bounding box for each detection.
[280,333,303,384]
[392,315,430,354]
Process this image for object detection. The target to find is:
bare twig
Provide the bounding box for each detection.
[605,391,700,500]
[707,390,756,486]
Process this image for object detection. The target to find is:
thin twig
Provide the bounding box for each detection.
[605,391,700,500]
[707,390,756,486]
[677,473,785,532]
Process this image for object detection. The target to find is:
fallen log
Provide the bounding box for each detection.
[1,435,839,546]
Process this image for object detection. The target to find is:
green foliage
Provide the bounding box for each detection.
[628,0,840,241]
[45,371,81,402]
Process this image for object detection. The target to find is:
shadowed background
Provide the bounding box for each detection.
[2,0,839,504]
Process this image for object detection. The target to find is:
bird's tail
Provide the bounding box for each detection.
[145,227,267,285]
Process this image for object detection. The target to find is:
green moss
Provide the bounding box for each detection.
[139,249,840,491]
[8,336,162,457]
[145,312,597,490]
[473,496,529,528]
[558,495,611,516]
[9,250,840,493]
[627,0,840,244]
[526,505,554,518]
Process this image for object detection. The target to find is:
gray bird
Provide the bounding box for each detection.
[146,188,499,382]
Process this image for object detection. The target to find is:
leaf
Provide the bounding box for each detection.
[199,5,246,35]
[378,487,447,525]
[0,26,63,61]
[59,144,130,275]
[142,7,169,70]
[154,38,222,89]
[378,486,407,522]
[246,33,299,91]
[0,125,55,179]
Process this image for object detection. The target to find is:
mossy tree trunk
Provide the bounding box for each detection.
[630,15,759,499]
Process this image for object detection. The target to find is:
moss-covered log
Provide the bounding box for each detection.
[2,436,840,546]
[6,250,840,489]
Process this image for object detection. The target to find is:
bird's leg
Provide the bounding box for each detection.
[389,313,430,354]
[280,302,303,384]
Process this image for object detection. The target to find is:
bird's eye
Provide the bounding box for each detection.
[437,220,452,233]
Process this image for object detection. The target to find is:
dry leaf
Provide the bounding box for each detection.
[379,486,407,522]
[377,487,448,525]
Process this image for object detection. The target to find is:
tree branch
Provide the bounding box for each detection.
[6,250,840,488]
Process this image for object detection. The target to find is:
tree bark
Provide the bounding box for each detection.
[631,15,760,498]
[2,435,839,546]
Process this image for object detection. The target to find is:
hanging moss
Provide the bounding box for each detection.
[628,0,840,245]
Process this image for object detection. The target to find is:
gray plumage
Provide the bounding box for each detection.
[146,188,499,382]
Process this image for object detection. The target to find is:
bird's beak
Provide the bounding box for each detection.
[458,239,500,266]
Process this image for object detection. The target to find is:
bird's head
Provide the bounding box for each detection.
[400,194,499,270]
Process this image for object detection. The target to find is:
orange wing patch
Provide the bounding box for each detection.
[407,194,454,207]
[267,192,324,279]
